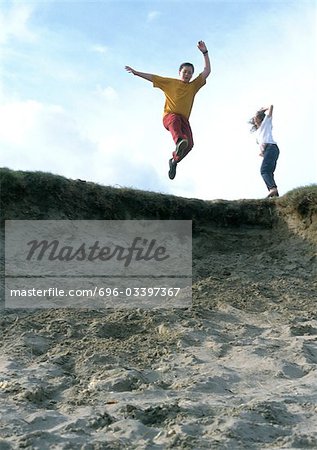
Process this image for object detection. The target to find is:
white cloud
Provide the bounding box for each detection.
[0,3,37,45]
[0,98,96,178]
[91,44,108,55]
[96,85,118,101]
[0,100,41,145]
[147,11,160,22]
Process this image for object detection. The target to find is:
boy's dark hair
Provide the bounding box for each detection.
[179,62,194,73]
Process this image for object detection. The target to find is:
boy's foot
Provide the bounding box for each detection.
[175,138,188,160]
[267,188,279,198]
[168,158,177,180]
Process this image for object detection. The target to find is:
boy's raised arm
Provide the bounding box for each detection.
[125,66,153,82]
[197,40,211,80]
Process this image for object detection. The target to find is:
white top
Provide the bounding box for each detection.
[256,115,277,145]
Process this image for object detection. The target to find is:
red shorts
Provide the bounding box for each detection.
[163,113,194,162]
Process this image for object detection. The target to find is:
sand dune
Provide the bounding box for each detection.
[0,170,316,449]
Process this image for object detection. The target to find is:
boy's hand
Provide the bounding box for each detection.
[198,40,211,79]
[125,66,136,75]
[197,40,208,53]
[124,67,153,82]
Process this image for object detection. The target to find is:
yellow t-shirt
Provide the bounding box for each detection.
[153,73,206,120]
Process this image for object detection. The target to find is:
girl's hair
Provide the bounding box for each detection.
[249,110,266,132]
[179,62,194,73]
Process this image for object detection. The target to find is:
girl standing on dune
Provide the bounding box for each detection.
[250,105,280,198]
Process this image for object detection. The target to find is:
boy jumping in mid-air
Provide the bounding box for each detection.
[125,41,211,179]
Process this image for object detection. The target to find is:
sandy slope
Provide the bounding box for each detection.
[0,211,316,449]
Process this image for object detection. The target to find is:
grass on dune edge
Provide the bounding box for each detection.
[0,167,316,237]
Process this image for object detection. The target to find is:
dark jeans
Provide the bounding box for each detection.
[260,143,280,190]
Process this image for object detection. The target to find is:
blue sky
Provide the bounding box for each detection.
[0,0,316,200]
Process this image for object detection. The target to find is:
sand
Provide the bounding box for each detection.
[0,219,316,449]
